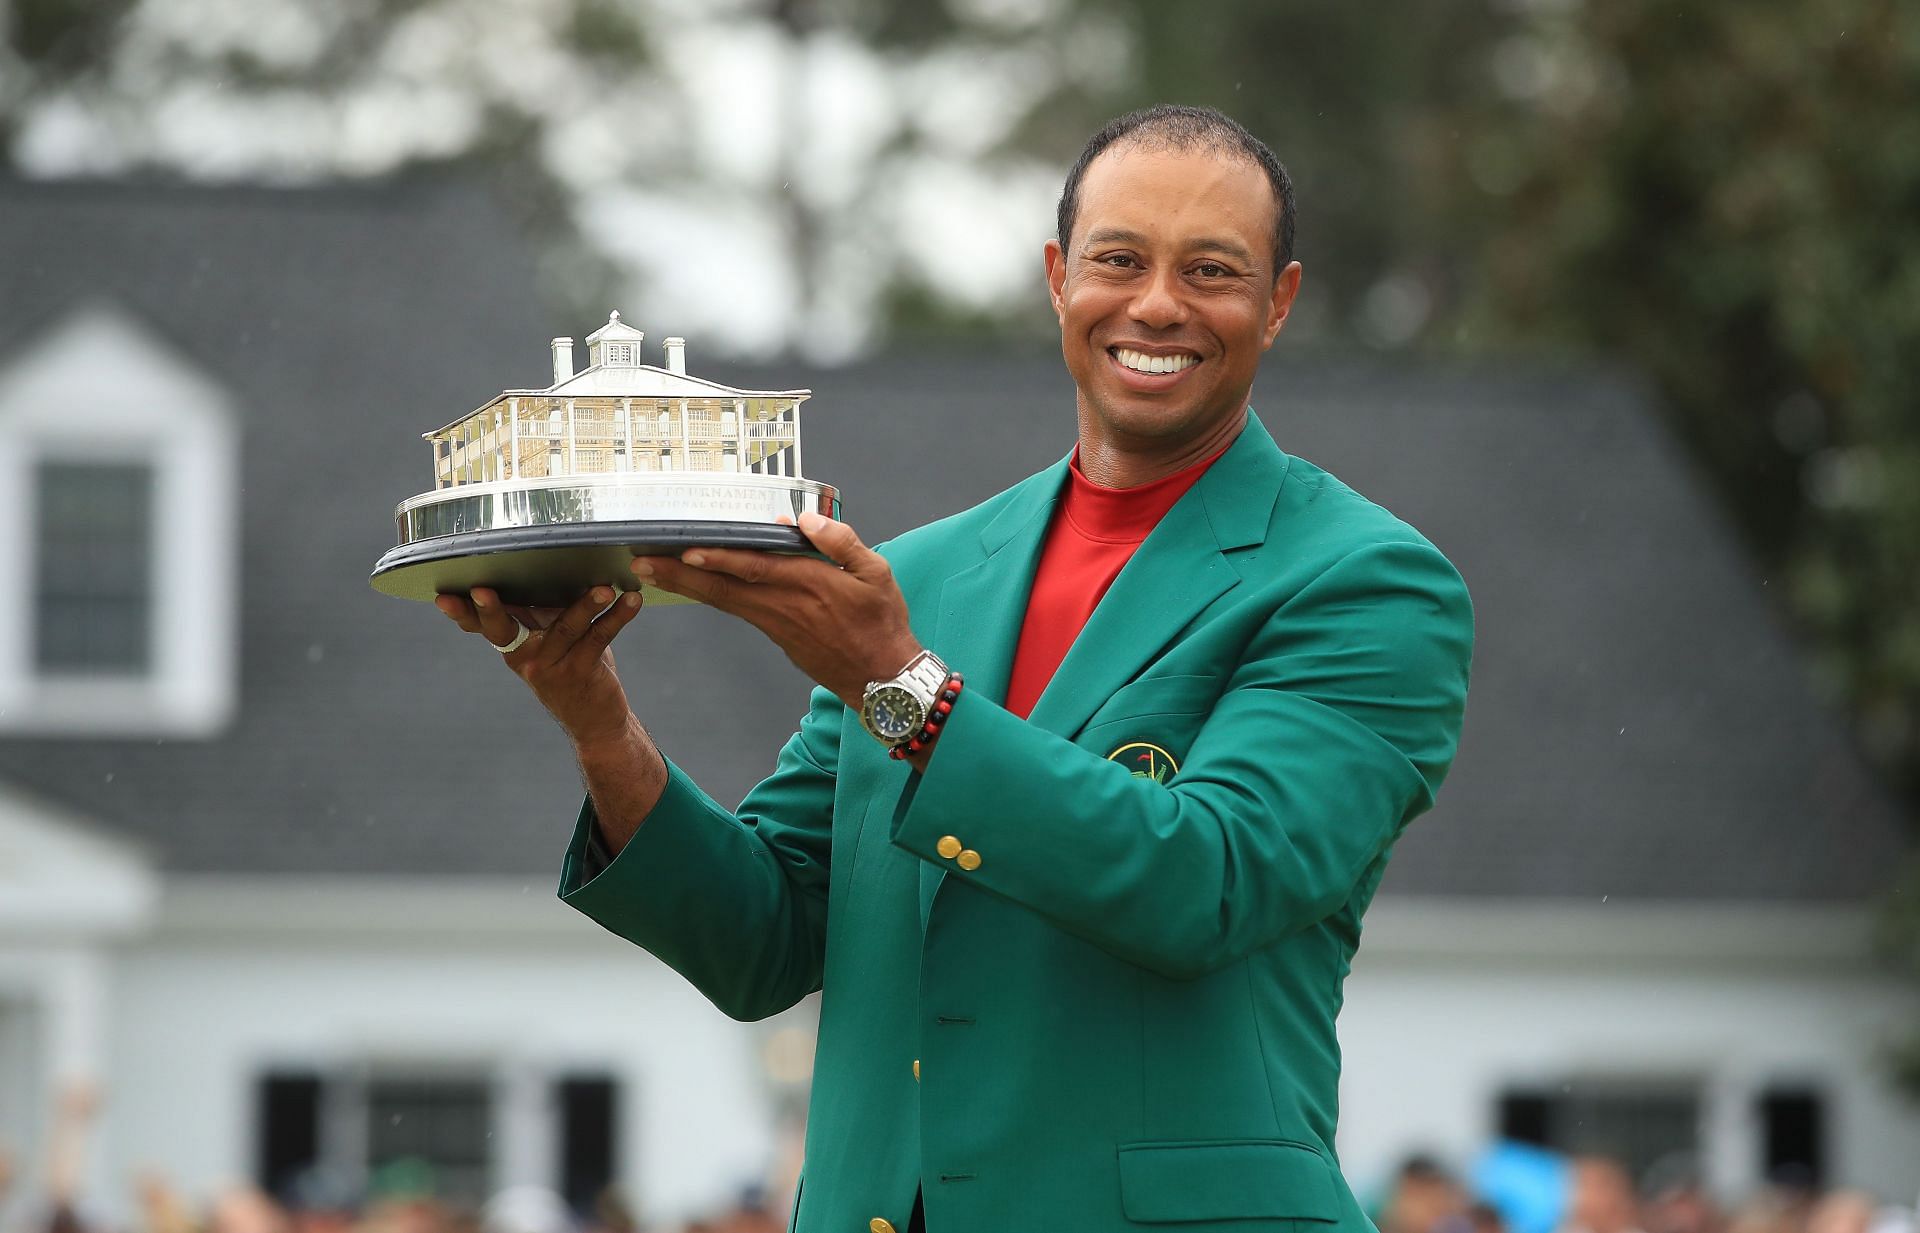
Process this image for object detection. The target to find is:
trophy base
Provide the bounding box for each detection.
[370,521,817,608]
[371,472,839,608]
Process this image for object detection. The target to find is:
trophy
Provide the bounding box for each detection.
[370,311,839,607]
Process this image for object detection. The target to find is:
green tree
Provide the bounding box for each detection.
[1427,0,1920,792]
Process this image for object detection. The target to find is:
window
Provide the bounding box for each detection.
[257,1071,323,1202]
[253,1069,616,1211]
[1497,1080,1700,1178]
[368,1076,493,1206]
[1760,1086,1826,1187]
[605,343,633,365]
[0,305,238,737]
[33,461,154,674]
[556,1074,618,1213]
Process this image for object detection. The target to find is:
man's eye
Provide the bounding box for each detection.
[1194,262,1228,278]
[1100,254,1137,268]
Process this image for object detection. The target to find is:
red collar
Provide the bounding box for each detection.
[1061,445,1226,544]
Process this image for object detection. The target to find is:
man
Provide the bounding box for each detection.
[437,105,1473,1232]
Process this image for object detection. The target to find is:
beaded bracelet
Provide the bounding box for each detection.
[890,671,964,760]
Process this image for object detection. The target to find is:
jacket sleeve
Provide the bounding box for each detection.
[890,539,1473,980]
[557,684,843,1021]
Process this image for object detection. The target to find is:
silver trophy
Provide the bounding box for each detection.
[370,311,839,607]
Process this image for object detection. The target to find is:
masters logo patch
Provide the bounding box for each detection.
[1108,741,1178,784]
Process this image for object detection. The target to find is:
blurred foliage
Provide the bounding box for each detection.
[1430,1,1920,792]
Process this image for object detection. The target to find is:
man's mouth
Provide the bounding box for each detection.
[1110,346,1199,375]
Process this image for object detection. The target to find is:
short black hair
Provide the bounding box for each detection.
[1056,104,1297,275]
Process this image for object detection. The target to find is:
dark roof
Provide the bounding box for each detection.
[0,178,1907,900]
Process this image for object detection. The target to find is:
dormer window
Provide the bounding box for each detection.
[605,343,634,366]
[34,461,154,673]
[0,305,239,737]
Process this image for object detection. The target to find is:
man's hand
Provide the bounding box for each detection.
[632,511,922,707]
[433,584,643,749]
[436,583,667,853]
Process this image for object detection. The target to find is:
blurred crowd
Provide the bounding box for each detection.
[1372,1153,1915,1233]
[0,1159,784,1233]
[0,1089,782,1233]
[4,1088,1914,1233]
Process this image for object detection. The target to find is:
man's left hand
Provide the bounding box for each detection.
[633,512,923,708]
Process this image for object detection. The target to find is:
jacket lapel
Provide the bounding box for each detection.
[1024,413,1286,740]
[911,415,1289,927]
[918,459,1064,925]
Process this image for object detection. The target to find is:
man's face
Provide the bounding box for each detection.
[1046,144,1301,457]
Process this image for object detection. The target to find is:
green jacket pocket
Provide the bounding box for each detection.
[1117,1139,1339,1223]
[1082,672,1221,733]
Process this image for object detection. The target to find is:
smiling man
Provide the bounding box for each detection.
[437,105,1473,1233]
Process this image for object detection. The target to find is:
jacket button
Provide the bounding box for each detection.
[912,1058,920,1081]
[956,849,981,871]
[936,835,962,859]
[871,1220,896,1233]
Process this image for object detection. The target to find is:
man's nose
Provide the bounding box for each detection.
[1128,266,1188,329]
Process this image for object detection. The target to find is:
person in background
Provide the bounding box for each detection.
[1559,1158,1648,1233]
[1382,1156,1471,1233]
[1806,1192,1882,1233]
[1641,1157,1723,1233]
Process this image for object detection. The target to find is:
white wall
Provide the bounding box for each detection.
[1337,899,1920,1204]
[95,879,808,1228]
[61,885,1920,1225]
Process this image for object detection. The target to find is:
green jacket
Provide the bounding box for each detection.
[559,414,1474,1233]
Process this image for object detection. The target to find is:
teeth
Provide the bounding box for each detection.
[1113,348,1197,374]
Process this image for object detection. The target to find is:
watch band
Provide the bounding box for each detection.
[890,649,950,701]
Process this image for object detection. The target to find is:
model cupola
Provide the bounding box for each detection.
[584,310,645,370]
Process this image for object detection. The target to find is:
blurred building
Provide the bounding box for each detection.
[0,176,1914,1225]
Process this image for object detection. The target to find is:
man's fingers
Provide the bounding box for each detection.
[636,557,748,614]
[470,588,534,649]
[675,546,805,585]
[536,586,618,660]
[570,589,644,660]
[797,512,887,579]
[434,593,484,634]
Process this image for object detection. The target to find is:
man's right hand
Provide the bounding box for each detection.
[436,584,668,855]
[434,585,643,749]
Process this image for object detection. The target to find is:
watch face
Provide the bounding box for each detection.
[868,686,922,741]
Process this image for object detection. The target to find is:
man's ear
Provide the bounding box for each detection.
[1262,261,1303,349]
[1043,239,1068,324]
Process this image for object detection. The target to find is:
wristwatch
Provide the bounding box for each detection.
[860,649,950,749]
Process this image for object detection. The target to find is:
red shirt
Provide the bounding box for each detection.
[1003,447,1224,719]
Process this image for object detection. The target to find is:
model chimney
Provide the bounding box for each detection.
[551,337,574,385]
[663,337,686,375]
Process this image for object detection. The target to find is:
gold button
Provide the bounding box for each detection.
[936,835,962,859]
[912,1058,920,1081]
[871,1221,896,1233]
[957,849,981,871]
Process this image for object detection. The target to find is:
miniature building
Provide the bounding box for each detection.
[424,312,809,489]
